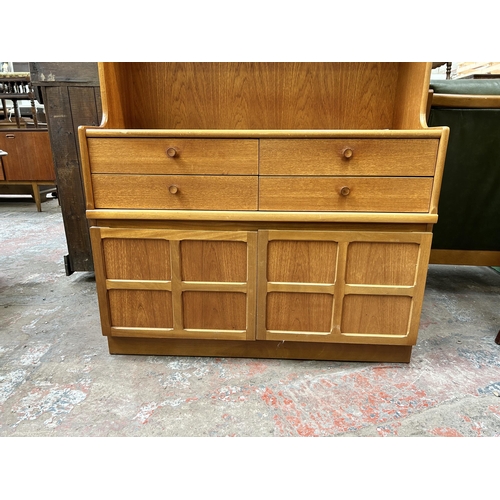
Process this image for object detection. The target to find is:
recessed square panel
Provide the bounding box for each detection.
[181,241,247,282]
[267,240,337,283]
[346,242,419,285]
[104,238,170,280]
[266,292,333,333]
[183,292,246,330]
[341,295,411,335]
[109,290,173,328]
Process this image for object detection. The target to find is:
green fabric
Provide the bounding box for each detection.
[430,79,500,95]
[428,108,500,251]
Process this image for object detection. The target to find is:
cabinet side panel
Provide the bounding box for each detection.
[89,227,112,335]
[392,62,431,129]
[98,63,128,128]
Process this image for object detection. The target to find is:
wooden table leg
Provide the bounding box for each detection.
[31,182,42,212]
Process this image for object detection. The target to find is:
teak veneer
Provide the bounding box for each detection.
[79,63,449,362]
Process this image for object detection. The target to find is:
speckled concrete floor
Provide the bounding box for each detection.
[1,197,499,437]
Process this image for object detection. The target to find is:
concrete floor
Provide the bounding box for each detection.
[1,197,500,437]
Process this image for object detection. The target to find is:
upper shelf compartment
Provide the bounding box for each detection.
[98,62,431,131]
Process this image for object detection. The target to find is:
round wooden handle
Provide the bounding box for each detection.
[169,185,179,194]
[166,147,177,158]
[342,147,353,159]
[340,186,350,196]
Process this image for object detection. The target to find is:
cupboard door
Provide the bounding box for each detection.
[257,230,432,345]
[0,131,55,181]
[90,228,257,341]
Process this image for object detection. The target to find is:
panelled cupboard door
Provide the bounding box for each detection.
[257,230,432,345]
[90,227,258,341]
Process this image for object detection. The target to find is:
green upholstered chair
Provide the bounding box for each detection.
[428,79,500,267]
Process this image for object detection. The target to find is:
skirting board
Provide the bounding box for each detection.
[107,337,413,363]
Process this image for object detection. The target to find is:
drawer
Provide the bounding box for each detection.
[260,139,438,176]
[259,177,433,212]
[92,174,258,210]
[88,138,259,175]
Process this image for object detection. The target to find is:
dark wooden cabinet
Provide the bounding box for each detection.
[30,62,102,275]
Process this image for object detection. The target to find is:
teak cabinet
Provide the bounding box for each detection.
[79,63,449,363]
[0,129,56,211]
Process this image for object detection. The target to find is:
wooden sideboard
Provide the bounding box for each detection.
[78,63,449,363]
[0,72,56,211]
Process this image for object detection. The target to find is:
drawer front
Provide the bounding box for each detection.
[88,138,259,175]
[260,139,438,176]
[259,177,433,212]
[92,174,258,210]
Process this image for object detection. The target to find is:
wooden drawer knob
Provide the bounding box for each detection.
[166,147,177,158]
[342,147,353,159]
[169,185,179,194]
[340,186,350,196]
